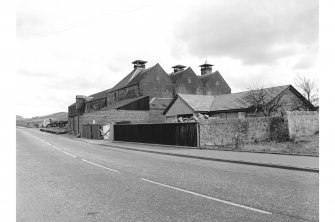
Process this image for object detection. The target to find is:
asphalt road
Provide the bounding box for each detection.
[16,127,319,222]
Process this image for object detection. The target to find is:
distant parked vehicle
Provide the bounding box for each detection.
[58,120,68,128]
[42,119,51,128]
[42,119,67,128]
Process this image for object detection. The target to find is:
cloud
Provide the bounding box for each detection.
[173,0,318,65]
[16,69,55,78]
[16,12,45,38]
[292,54,317,70]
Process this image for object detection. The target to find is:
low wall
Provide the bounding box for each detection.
[83,109,150,125]
[286,111,319,138]
[199,116,289,148]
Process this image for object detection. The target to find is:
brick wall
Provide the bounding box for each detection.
[286,111,319,138]
[82,109,149,125]
[199,116,289,147]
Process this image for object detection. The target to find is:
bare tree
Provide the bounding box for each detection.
[243,85,287,117]
[294,74,319,106]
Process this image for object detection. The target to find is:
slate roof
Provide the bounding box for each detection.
[165,85,292,114]
[109,63,160,92]
[69,89,109,107]
[198,71,219,86]
[100,96,147,111]
[69,63,161,108]
[150,97,173,110]
[211,85,290,111]
[178,94,215,112]
[169,67,196,83]
[88,89,109,101]
[198,70,231,92]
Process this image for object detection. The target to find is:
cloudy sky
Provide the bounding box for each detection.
[17,0,319,118]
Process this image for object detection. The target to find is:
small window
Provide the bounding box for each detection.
[216,81,220,86]
[188,78,192,83]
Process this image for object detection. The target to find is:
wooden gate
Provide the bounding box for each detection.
[82,124,102,139]
[114,122,198,147]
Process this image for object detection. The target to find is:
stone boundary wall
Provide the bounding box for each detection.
[199,116,289,148]
[286,111,319,138]
[83,109,149,125]
[148,110,166,123]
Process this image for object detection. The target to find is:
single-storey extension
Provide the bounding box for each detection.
[163,85,316,122]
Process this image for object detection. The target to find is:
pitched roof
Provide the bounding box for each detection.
[109,63,160,92]
[169,67,195,83]
[68,63,162,108]
[164,85,292,114]
[178,94,215,112]
[198,71,231,92]
[100,96,147,111]
[198,71,220,86]
[150,97,173,110]
[88,89,109,101]
[210,85,290,111]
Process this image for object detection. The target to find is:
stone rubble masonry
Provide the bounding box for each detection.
[198,116,289,147]
[148,110,166,123]
[83,109,149,125]
[286,111,319,138]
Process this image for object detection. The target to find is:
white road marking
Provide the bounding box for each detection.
[61,150,77,158]
[140,178,272,215]
[81,159,119,173]
[26,130,270,215]
[29,133,119,173]
[30,134,77,158]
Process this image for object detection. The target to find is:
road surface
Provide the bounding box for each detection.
[16,127,319,221]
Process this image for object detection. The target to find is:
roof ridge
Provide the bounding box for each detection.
[127,68,144,84]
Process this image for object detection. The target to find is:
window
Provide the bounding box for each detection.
[188,78,192,83]
[216,81,220,86]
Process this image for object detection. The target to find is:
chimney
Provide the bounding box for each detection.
[172,65,186,73]
[132,60,147,69]
[75,95,86,110]
[199,60,213,75]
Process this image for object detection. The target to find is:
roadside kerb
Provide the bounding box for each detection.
[69,136,318,173]
[97,143,319,173]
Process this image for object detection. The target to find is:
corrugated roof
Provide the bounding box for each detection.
[178,94,215,112]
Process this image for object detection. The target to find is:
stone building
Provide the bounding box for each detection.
[163,85,316,122]
[198,61,231,95]
[68,59,231,135]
